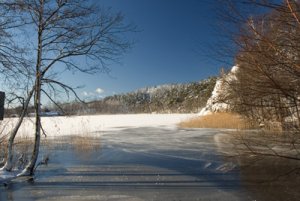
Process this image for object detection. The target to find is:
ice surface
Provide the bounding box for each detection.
[1,114,195,138]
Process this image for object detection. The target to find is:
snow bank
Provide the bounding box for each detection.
[0,114,195,138]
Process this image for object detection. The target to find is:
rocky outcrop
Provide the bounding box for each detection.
[199,66,238,116]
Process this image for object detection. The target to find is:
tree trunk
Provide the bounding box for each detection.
[18,0,44,176]
[0,88,34,171]
[19,83,41,176]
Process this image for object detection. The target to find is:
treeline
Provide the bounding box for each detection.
[5,77,216,116]
[60,77,217,115]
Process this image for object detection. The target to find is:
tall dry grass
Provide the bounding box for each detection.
[179,112,257,129]
[0,121,10,165]
[0,119,54,169]
[0,120,35,168]
[71,136,100,152]
[0,117,101,169]
[71,120,101,156]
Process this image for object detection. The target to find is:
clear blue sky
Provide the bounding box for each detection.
[62,0,229,100]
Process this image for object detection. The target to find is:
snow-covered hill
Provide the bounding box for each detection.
[57,77,217,115]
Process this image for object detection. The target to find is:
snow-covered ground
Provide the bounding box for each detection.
[0,114,195,138]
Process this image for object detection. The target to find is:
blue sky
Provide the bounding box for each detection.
[62,0,229,100]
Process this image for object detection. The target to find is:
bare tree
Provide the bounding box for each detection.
[214,0,300,161]
[0,0,134,176]
[0,3,34,172]
[217,0,300,128]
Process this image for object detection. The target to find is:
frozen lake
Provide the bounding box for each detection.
[1,114,299,200]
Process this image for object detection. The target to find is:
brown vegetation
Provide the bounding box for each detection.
[179,112,257,129]
[71,135,101,157]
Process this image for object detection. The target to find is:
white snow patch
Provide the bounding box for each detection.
[1,114,195,138]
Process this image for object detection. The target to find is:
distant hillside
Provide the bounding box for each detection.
[62,76,217,115]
